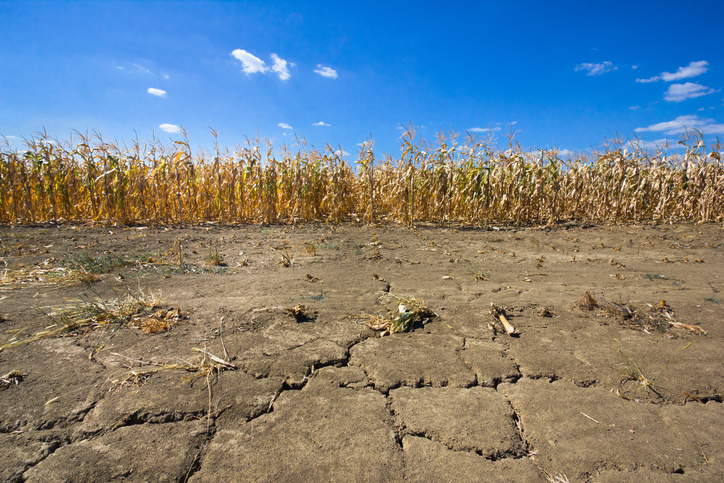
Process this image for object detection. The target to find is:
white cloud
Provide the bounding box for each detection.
[636,60,709,83]
[625,139,676,150]
[632,65,639,70]
[574,61,617,76]
[231,49,292,80]
[468,127,500,133]
[334,149,349,157]
[231,49,268,75]
[636,77,656,84]
[313,121,330,126]
[270,53,291,81]
[278,123,293,130]
[147,88,167,97]
[163,74,170,80]
[629,106,640,110]
[159,124,181,134]
[664,82,718,102]
[116,63,153,75]
[314,65,338,79]
[635,115,724,135]
[662,60,709,82]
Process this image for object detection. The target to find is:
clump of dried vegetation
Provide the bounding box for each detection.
[575,291,707,336]
[0,370,26,390]
[352,294,434,336]
[614,341,692,403]
[1,127,721,226]
[0,290,184,352]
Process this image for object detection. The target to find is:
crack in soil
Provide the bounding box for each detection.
[8,432,70,482]
[1,400,98,434]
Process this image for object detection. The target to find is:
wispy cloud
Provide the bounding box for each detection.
[629,106,640,110]
[334,149,349,157]
[231,50,293,81]
[159,124,181,134]
[635,115,724,135]
[117,63,153,75]
[636,60,708,83]
[278,122,293,130]
[270,54,291,81]
[147,88,167,97]
[664,83,719,102]
[625,139,677,150]
[314,65,338,79]
[467,126,500,133]
[313,121,330,126]
[574,61,617,76]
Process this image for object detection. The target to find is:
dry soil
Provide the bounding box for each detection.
[1,221,723,482]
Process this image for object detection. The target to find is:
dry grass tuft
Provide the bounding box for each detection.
[284,303,310,321]
[204,247,224,266]
[0,290,184,352]
[614,341,692,403]
[536,306,553,317]
[575,291,598,310]
[279,249,294,267]
[132,308,183,334]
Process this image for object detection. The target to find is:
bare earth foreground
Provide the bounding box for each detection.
[1,221,723,482]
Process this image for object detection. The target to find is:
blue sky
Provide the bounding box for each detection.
[1,1,723,158]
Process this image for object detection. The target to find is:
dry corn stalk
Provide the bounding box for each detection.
[490,303,516,336]
[1,128,721,226]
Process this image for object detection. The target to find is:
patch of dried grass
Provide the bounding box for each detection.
[0,291,184,352]
[0,266,99,289]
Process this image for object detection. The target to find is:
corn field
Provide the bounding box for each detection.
[1,127,722,226]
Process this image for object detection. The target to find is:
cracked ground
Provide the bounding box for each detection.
[1,221,723,482]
